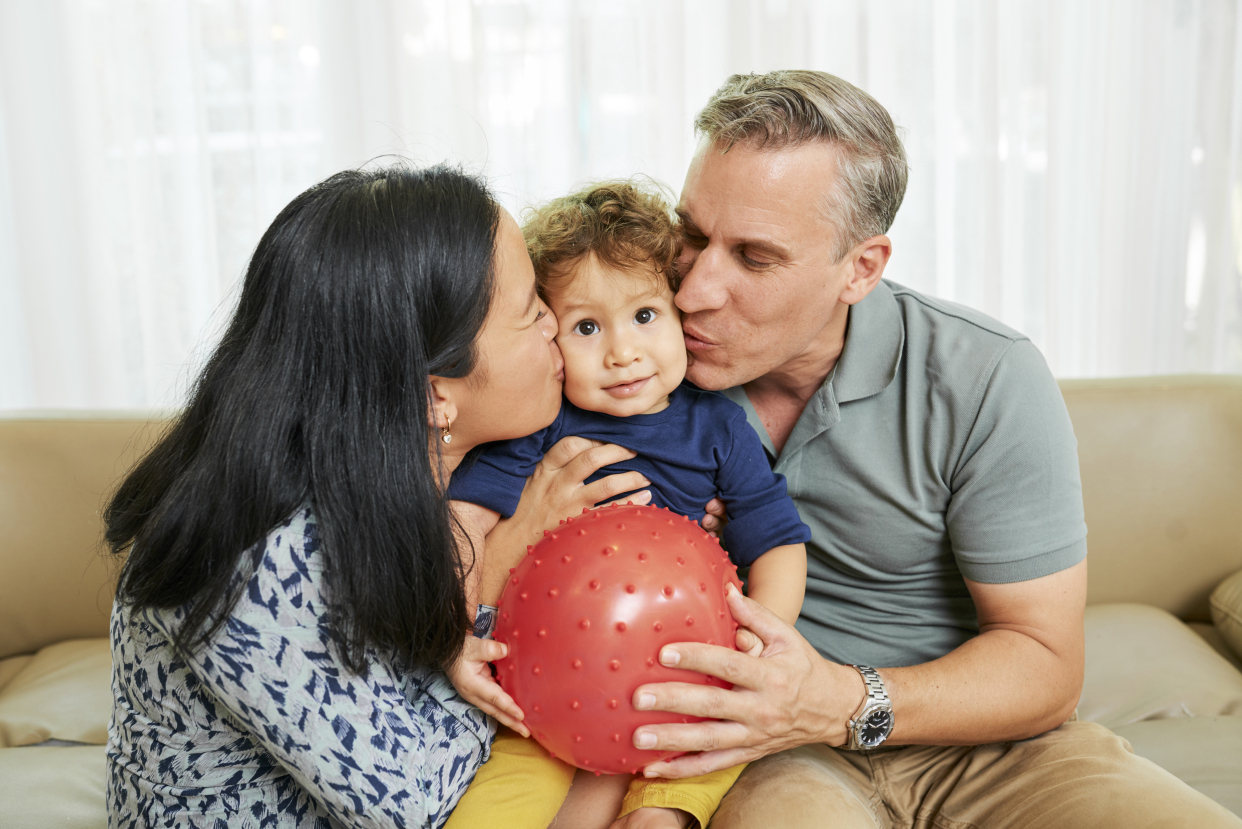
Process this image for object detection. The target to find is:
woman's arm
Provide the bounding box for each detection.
[152,516,491,829]
[472,436,652,606]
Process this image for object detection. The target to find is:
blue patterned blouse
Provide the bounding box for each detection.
[105,506,494,828]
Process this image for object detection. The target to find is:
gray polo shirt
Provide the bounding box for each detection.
[723,280,1087,668]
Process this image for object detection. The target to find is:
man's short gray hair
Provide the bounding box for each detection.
[694,71,909,262]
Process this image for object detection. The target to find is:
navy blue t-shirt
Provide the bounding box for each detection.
[448,383,811,567]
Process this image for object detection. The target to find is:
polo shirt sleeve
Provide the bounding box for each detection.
[447,421,558,519]
[716,409,813,567]
[947,339,1087,583]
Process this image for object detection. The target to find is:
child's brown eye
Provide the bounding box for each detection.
[634,308,656,325]
[574,320,599,336]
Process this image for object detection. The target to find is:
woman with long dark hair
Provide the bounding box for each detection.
[103,165,648,828]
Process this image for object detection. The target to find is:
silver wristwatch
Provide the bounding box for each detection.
[844,665,894,750]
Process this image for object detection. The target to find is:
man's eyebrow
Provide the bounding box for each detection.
[744,238,794,260]
[675,208,701,232]
[522,283,539,317]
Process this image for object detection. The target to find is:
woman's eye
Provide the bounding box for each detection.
[574,320,598,336]
[634,308,656,325]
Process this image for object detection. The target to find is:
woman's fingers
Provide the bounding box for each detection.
[597,489,653,509]
[583,470,651,507]
[563,441,639,481]
[472,683,529,737]
[541,435,606,470]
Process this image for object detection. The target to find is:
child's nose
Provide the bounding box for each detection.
[606,335,639,367]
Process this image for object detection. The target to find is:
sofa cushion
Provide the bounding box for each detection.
[1190,623,1242,672]
[1112,716,1242,817]
[1211,568,1242,663]
[0,638,111,747]
[0,655,32,693]
[0,744,107,829]
[1080,604,1242,729]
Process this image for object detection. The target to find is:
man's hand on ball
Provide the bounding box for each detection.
[629,585,859,779]
[446,636,529,737]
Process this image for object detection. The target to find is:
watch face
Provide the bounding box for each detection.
[859,708,893,747]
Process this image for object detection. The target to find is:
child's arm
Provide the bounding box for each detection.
[735,543,806,656]
[744,543,807,626]
[614,765,747,829]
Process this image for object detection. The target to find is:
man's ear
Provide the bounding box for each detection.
[840,235,892,306]
[427,376,459,432]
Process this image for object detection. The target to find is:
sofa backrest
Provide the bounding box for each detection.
[2,375,1241,658]
[0,413,170,660]
[1062,375,1242,621]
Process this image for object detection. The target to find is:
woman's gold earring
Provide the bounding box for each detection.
[441,417,452,445]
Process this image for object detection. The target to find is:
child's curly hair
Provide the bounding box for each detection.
[522,178,681,298]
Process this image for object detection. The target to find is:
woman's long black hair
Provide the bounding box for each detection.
[105,165,497,673]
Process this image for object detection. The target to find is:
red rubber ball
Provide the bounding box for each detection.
[493,504,743,776]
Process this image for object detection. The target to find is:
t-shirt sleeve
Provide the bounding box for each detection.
[447,425,555,518]
[715,408,812,567]
[947,339,1087,583]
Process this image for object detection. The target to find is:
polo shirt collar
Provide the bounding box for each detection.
[831,279,904,404]
[723,279,905,466]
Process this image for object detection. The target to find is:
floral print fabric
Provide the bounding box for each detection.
[106,506,493,828]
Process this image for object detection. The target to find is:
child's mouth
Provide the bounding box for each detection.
[604,376,652,397]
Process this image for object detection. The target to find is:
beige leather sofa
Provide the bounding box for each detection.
[2,377,1242,826]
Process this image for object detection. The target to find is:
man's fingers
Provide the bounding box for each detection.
[648,638,764,692]
[721,583,790,647]
[633,675,751,721]
[640,746,757,780]
[631,716,751,755]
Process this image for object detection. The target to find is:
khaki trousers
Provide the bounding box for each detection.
[709,721,1241,829]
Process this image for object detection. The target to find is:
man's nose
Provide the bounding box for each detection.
[674,247,728,314]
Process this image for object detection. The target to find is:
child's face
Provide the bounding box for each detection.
[547,255,687,417]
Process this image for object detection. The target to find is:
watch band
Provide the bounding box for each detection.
[845,664,893,750]
[851,665,890,708]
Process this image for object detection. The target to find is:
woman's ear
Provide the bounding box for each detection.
[427,376,459,433]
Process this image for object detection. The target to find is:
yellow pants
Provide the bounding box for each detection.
[445,727,745,829]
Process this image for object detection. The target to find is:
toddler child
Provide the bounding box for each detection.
[444,180,810,829]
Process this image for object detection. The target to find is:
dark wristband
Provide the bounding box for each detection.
[473,604,498,640]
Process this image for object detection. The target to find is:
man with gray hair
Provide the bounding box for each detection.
[624,71,1240,828]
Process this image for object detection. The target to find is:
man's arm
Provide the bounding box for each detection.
[625,558,1086,779]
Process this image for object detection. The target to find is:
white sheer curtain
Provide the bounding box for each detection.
[1,0,1240,410]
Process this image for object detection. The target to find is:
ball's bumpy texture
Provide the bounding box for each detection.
[493,504,743,775]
